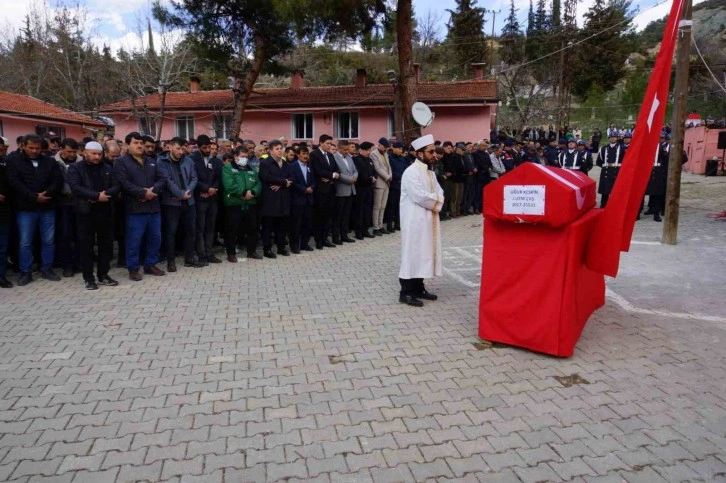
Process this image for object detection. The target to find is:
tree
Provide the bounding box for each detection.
[446,0,487,78]
[500,0,525,66]
[571,0,635,99]
[396,0,421,146]
[155,0,385,138]
[119,17,197,140]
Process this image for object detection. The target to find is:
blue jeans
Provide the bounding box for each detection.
[126,212,161,271]
[0,222,9,278]
[17,210,55,273]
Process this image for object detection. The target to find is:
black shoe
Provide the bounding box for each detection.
[291,248,301,254]
[316,243,324,250]
[301,245,315,252]
[355,235,364,240]
[264,250,277,259]
[0,277,13,288]
[654,213,662,222]
[167,262,177,273]
[98,276,119,286]
[62,269,74,278]
[208,255,223,264]
[372,230,382,236]
[341,237,356,243]
[247,252,263,260]
[143,265,166,276]
[417,290,438,301]
[278,249,290,256]
[386,224,395,232]
[364,232,376,239]
[128,270,142,281]
[380,228,391,235]
[227,254,238,263]
[323,240,336,248]
[41,269,61,281]
[399,294,424,307]
[184,260,204,268]
[332,236,343,245]
[85,280,99,290]
[17,272,33,286]
[198,259,210,267]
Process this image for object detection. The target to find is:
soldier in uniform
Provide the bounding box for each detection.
[644,132,670,222]
[558,139,592,173]
[597,132,625,207]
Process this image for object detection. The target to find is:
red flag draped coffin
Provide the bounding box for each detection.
[479,164,605,357]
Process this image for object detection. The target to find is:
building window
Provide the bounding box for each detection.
[213,114,234,140]
[138,117,157,137]
[335,112,359,139]
[291,113,314,140]
[35,125,65,139]
[175,116,195,140]
[387,109,395,139]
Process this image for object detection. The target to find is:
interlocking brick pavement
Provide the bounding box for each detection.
[0,171,725,481]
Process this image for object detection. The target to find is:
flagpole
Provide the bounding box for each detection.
[663,0,692,245]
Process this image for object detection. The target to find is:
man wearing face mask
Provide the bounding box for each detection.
[222,147,262,262]
[191,135,223,265]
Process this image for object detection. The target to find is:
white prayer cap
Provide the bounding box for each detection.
[411,134,434,151]
[0,136,9,146]
[85,141,103,151]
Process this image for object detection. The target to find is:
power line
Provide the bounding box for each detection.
[691,36,726,94]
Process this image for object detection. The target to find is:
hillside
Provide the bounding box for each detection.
[639,0,726,48]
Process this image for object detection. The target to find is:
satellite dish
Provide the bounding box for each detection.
[412,102,434,128]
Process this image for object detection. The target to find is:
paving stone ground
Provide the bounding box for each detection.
[1,171,725,482]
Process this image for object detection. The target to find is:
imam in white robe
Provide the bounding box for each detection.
[398,160,445,279]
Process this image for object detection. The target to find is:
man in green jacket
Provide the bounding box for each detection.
[222,147,262,262]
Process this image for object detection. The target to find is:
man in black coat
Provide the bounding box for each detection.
[6,134,64,286]
[258,139,293,258]
[191,135,223,265]
[644,133,671,222]
[0,136,12,288]
[352,142,377,239]
[597,133,625,208]
[67,142,121,290]
[289,146,316,253]
[309,134,341,249]
[472,141,492,214]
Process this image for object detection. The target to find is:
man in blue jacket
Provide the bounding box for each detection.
[113,132,167,281]
[157,137,199,272]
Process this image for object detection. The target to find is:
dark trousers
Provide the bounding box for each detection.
[353,187,373,237]
[462,177,475,213]
[313,193,335,244]
[333,196,353,238]
[399,278,425,296]
[225,206,258,255]
[648,195,665,214]
[195,199,218,261]
[385,186,401,228]
[0,222,9,279]
[56,205,79,271]
[162,204,196,263]
[473,180,487,212]
[262,215,288,251]
[600,194,610,208]
[76,210,113,282]
[114,202,126,265]
[290,204,313,250]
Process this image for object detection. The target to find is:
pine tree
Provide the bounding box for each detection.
[446,0,487,77]
[551,0,561,28]
[501,0,525,65]
[571,0,635,99]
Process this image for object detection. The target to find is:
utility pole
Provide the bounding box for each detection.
[484,9,500,37]
[662,0,692,245]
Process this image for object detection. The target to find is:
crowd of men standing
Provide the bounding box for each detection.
[0,124,677,290]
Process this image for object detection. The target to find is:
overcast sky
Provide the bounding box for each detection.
[0,0,702,55]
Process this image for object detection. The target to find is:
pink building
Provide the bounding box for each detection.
[99,68,499,144]
[683,126,726,174]
[0,90,106,145]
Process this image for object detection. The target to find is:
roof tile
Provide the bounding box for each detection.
[0,90,106,128]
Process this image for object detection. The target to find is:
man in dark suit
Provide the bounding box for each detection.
[352,142,377,240]
[190,135,223,265]
[258,139,293,258]
[289,146,316,254]
[309,134,340,249]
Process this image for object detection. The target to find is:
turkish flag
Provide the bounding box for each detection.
[585,0,686,277]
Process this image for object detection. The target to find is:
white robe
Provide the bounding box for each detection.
[399,160,445,279]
